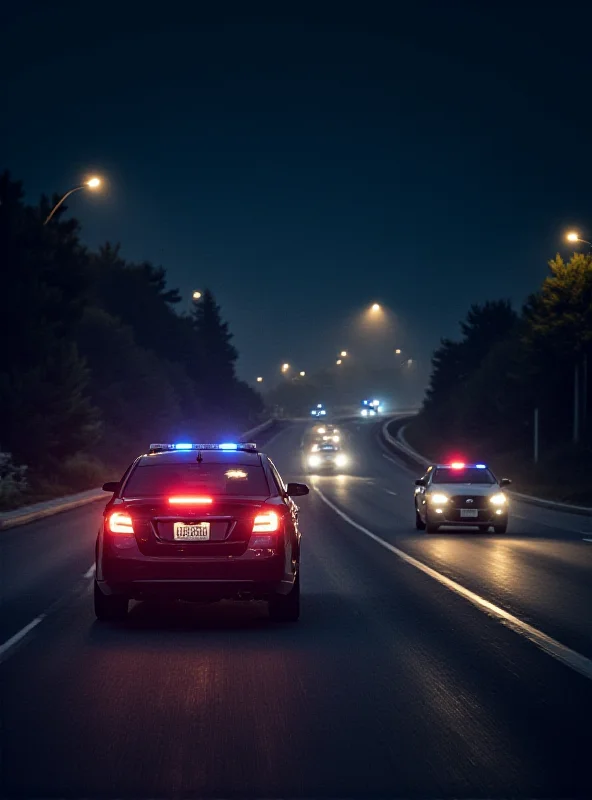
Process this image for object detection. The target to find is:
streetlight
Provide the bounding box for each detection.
[336,359,342,365]
[44,175,103,225]
[192,290,202,300]
[281,363,290,373]
[340,350,348,357]
[299,371,306,377]
[256,376,263,383]
[395,348,401,355]
[371,303,381,312]
[566,230,591,247]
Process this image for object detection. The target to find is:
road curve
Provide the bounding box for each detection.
[1,420,592,799]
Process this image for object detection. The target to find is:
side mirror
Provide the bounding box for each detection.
[102,481,120,493]
[287,482,309,497]
[500,478,511,487]
[415,479,427,487]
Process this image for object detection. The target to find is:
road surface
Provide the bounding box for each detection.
[2,419,592,799]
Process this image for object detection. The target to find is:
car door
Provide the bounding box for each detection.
[268,459,300,565]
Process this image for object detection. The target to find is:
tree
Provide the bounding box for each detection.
[524,252,592,443]
[191,288,238,393]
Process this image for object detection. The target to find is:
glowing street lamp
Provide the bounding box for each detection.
[340,350,348,357]
[566,230,591,246]
[395,348,401,355]
[336,359,342,365]
[256,376,263,383]
[371,303,381,312]
[281,363,290,373]
[299,371,306,377]
[192,290,202,300]
[44,175,103,225]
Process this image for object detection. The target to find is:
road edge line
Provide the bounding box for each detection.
[314,486,592,683]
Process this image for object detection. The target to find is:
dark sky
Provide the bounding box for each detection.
[3,1,591,386]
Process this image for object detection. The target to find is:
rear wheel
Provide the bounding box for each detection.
[94,581,128,622]
[494,523,508,534]
[269,574,300,623]
[415,506,426,530]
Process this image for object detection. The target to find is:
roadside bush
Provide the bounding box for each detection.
[59,453,106,492]
[0,449,28,509]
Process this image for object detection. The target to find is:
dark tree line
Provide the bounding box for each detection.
[0,172,263,505]
[419,253,592,463]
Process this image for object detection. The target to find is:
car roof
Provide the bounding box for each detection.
[137,450,263,466]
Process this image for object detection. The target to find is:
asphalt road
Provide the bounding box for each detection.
[2,419,592,799]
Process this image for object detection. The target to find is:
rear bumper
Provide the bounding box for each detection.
[97,538,294,600]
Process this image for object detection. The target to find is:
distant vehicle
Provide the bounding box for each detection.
[310,403,327,417]
[414,462,511,533]
[95,442,309,622]
[360,398,382,417]
[307,441,350,472]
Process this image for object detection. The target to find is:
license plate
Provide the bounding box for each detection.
[173,521,211,540]
[460,509,479,518]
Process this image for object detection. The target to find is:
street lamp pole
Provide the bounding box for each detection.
[44,177,102,225]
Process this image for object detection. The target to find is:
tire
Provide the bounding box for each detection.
[425,514,439,533]
[269,574,300,623]
[94,580,129,621]
[415,506,426,530]
[494,523,508,534]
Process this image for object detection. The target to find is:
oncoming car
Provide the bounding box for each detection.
[360,399,382,417]
[310,403,327,417]
[307,442,350,472]
[95,442,308,623]
[414,462,511,533]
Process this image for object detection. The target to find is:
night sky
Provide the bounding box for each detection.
[3,2,591,387]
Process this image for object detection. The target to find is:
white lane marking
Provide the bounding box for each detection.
[512,512,591,535]
[583,538,592,543]
[315,487,592,682]
[84,564,96,579]
[382,453,400,465]
[0,616,45,661]
[384,489,398,496]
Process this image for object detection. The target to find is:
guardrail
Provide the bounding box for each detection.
[0,419,277,532]
[380,417,592,517]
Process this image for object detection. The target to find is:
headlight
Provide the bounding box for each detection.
[430,493,449,504]
[311,444,319,452]
[361,409,368,417]
[489,493,507,506]
[335,454,348,467]
[308,455,321,468]
[332,435,340,442]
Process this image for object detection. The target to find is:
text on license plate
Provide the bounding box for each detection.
[173,521,211,540]
[460,509,479,518]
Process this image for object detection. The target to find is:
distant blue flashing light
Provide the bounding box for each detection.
[475,464,487,469]
[317,403,323,408]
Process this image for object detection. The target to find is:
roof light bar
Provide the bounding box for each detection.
[149,442,257,454]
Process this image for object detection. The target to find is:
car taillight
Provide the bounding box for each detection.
[108,511,134,534]
[252,511,279,533]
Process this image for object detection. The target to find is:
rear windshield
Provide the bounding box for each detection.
[123,463,270,497]
[432,467,496,484]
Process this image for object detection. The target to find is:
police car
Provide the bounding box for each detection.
[306,442,350,472]
[95,442,308,622]
[414,462,511,533]
[360,399,382,417]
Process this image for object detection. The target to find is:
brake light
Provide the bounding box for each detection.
[108,511,134,534]
[252,511,279,532]
[168,496,213,505]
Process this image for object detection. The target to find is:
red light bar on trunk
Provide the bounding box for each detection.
[168,496,213,505]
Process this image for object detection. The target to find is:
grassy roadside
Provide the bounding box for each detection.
[401,416,592,507]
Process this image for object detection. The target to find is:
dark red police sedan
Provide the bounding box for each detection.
[95,442,308,623]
